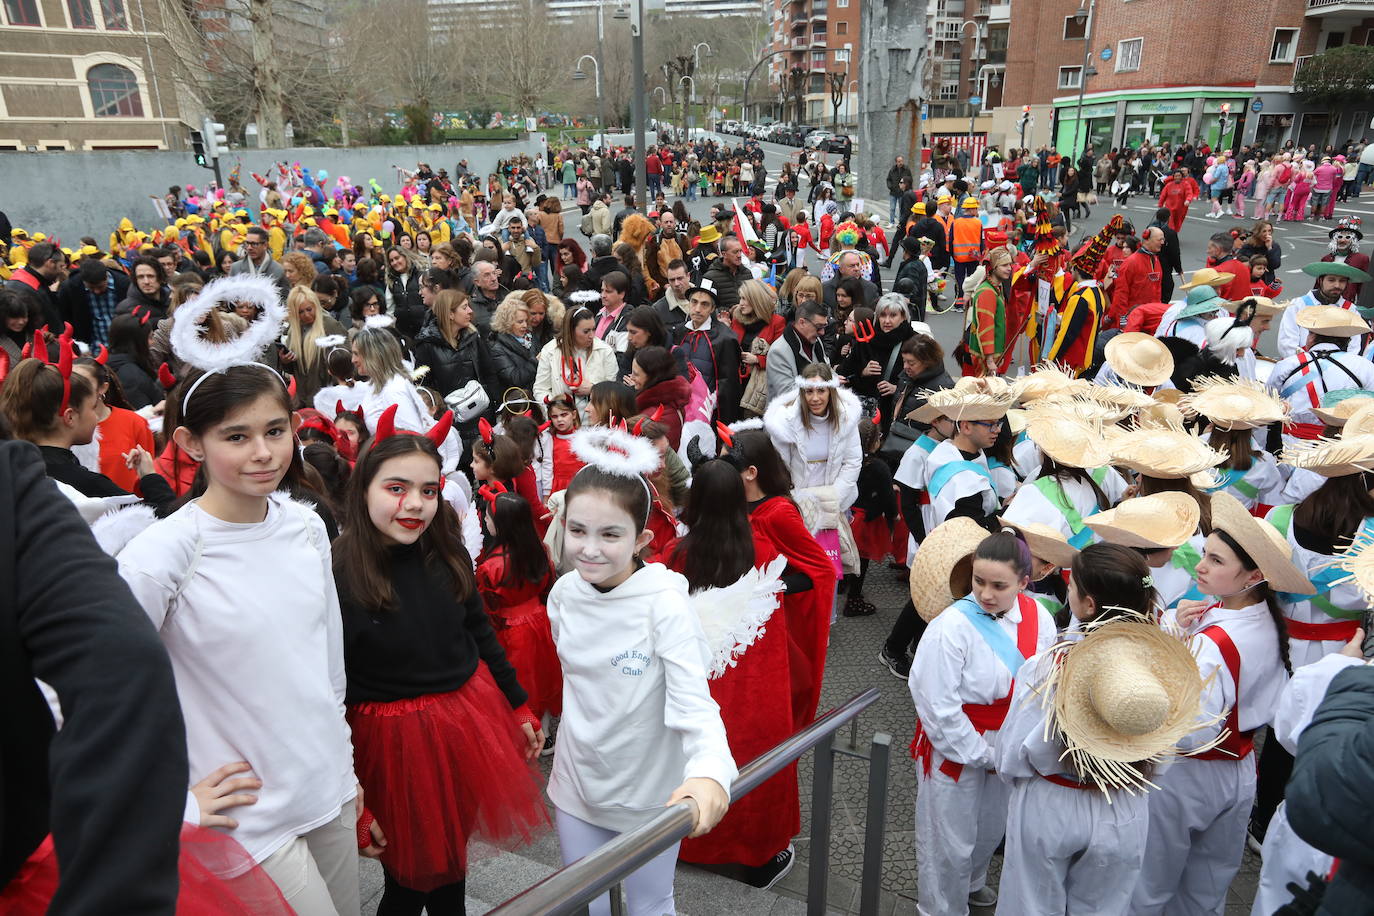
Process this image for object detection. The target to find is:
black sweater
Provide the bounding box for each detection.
[38,445,176,515]
[852,458,897,522]
[0,441,187,911]
[337,542,529,707]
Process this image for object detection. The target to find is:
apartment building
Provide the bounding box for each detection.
[761,0,860,128]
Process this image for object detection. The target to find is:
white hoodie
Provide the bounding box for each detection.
[547,562,737,832]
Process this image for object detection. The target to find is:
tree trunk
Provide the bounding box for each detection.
[248,0,285,148]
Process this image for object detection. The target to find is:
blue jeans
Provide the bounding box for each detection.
[648,174,662,196]
[889,195,900,225]
[563,182,575,198]
[686,182,697,200]
[1356,163,1373,197]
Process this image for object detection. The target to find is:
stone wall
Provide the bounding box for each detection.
[856,1,927,208]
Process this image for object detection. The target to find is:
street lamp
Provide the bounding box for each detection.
[574,54,604,144]
[1071,0,1097,160]
[846,78,858,128]
[960,20,984,151]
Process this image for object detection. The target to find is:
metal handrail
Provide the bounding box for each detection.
[488,687,883,916]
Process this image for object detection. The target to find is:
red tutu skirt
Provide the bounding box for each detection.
[494,611,563,721]
[1,826,293,915]
[849,509,893,561]
[890,516,910,566]
[347,663,549,891]
[680,610,799,867]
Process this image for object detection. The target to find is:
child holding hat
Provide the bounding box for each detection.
[1131,491,1313,915]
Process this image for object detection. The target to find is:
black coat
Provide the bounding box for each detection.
[107,351,161,411]
[585,254,622,293]
[57,269,129,344]
[489,333,538,393]
[0,441,187,907]
[387,271,426,339]
[413,324,494,403]
[908,216,949,270]
[113,286,169,336]
[4,268,61,332]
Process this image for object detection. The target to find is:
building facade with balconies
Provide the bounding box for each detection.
[997,0,1372,157]
[762,0,860,129]
[920,0,1009,160]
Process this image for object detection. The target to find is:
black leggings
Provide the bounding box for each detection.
[377,870,467,916]
[884,598,928,657]
[1251,734,1294,837]
[841,558,871,595]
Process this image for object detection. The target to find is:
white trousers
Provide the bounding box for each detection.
[259,805,361,916]
[1251,801,1332,916]
[996,775,1148,916]
[1129,756,1255,916]
[915,762,1009,916]
[555,807,681,916]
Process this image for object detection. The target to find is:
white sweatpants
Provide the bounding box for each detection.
[1251,801,1333,916]
[259,805,361,916]
[555,807,681,916]
[996,775,1148,916]
[1129,756,1255,916]
[915,762,1009,916]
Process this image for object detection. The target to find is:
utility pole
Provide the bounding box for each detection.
[595,0,609,135]
[630,0,647,211]
[248,0,284,147]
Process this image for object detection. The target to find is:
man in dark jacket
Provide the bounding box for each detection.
[1148,206,1184,302]
[700,236,752,313]
[612,195,639,240]
[907,202,950,273]
[0,439,187,910]
[886,156,913,227]
[58,259,129,346]
[822,251,880,312]
[674,278,742,422]
[468,260,505,338]
[584,234,621,292]
[4,241,64,331]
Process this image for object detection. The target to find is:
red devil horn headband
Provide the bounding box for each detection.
[335,399,346,417]
[157,362,177,389]
[478,417,493,444]
[375,403,399,440]
[715,421,734,448]
[95,344,109,365]
[650,404,664,422]
[28,329,47,364]
[374,402,453,448]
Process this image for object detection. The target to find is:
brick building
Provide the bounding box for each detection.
[998,0,1374,156]
[922,0,1009,159]
[0,0,205,150]
[761,0,860,129]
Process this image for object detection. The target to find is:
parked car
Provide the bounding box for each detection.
[826,134,855,154]
[804,129,833,149]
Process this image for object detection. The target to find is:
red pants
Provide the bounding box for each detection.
[1167,204,1188,232]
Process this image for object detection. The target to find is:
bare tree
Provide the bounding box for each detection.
[827,70,847,132]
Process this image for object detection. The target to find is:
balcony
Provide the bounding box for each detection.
[987,2,1011,22]
[791,35,806,48]
[1306,0,1374,16]
[811,32,827,45]
[811,1,827,13]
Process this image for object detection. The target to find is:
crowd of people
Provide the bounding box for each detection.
[3,132,1374,916]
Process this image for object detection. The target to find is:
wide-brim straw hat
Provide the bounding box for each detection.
[1105,333,1175,387]
[1222,296,1286,316]
[910,517,988,622]
[1180,376,1290,431]
[1280,433,1374,478]
[1311,389,1374,427]
[1024,407,1113,468]
[1179,267,1234,291]
[1084,492,1201,549]
[1013,362,1091,405]
[908,377,1016,423]
[1209,490,1315,594]
[1326,525,1374,602]
[1047,616,1212,792]
[1038,392,1134,425]
[1296,304,1371,337]
[999,518,1080,568]
[1085,383,1159,413]
[1344,402,1374,437]
[1109,426,1226,479]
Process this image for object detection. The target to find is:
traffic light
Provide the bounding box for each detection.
[190,129,208,168]
[1022,105,1031,115]
[1220,103,1231,115]
[203,117,228,159]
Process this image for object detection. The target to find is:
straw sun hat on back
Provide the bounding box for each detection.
[1084,492,1201,549]
[1109,426,1226,479]
[998,519,1080,569]
[1280,433,1374,478]
[1104,333,1174,387]
[909,516,988,622]
[1296,305,1371,338]
[1023,405,1113,469]
[1179,376,1289,431]
[1311,388,1374,428]
[908,377,1016,424]
[1208,490,1315,594]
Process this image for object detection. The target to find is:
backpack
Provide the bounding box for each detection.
[579,209,594,237]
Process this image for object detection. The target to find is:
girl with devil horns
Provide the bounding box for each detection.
[333,407,548,914]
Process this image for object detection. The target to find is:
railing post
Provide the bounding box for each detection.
[858,733,892,916]
[808,731,835,916]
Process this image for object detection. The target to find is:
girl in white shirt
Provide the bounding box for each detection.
[118,363,361,916]
[547,427,737,916]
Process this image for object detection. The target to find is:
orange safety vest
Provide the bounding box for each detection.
[933,211,954,249]
[951,216,983,263]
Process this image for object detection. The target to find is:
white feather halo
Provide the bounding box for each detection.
[364,314,395,330]
[170,274,286,373]
[728,418,765,434]
[314,334,347,349]
[795,374,840,390]
[568,290,602,304]
[570,426,661,478]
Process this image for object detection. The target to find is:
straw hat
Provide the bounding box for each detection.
[1136,401,1187,431]
[998,519,1079,568]
[1208,490,1314,594]
[1104,333,1175,387]
[1084,492,1201,549]
[908,377,1016,423]
[1023,406,1113,468]
[1343,402,1374,437]
[1045,616,1212,791]
[1222,296,1286,317]
[1180,376,1289,431]
[1012,363,1090,404]
[1041,393,1136,425]
[1296,305,1371,338]
[1280,433,1374,478]
[1084,382,1158,412]
[1179,267,1234,291]
[1109,426,1226,479]
[1327,525,1374,602]
[910,517,988,622]
[1153,387,1185,405]
[1311,388,1374,427]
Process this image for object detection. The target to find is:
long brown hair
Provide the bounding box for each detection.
[1294,473,1374,544]
[332,433,474,611]
[1207,426,1258,472]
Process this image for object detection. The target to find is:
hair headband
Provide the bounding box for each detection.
[170,274,289,413]
[569,426,659,523]
[795,374,840,390]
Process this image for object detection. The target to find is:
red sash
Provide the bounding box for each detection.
[1286,421,1326,440]
[1285,617,1360,642]
[1193,625,1256,761]
[1040,772,1090,790]
[1292,351,1323,409]
[12,269,39,291]
[910,593,1040,781]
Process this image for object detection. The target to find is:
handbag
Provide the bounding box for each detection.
[739,337,771,416]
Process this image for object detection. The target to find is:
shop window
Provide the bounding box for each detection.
[1058,66,1082,89]
[1063,15,1085,40]
[67,0,96,27]
[1271,28,1298,63]
[100,0,128,28]
[3,0,41,25]
[1115,38,1142,73]
[88,63,144,117]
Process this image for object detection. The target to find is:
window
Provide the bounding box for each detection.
[67,0,96,27]
[1063,14,1085,39]
[938,84,960,100]
[836,20,847,34]
[1326,31,1346,51]
[1115,38,1142,72]
[88,63,144,117]
[836,0,848,7]
[1271,28,1298,63]
[1058,66,1082,89]
[3,0,41,25]
[99,0,128,28]
[834,48,850,62]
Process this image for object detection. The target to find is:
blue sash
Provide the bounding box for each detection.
[953,596,1028,675]
[915,435,938,454]
[1275,515,1374,603]
[928,459,995,498]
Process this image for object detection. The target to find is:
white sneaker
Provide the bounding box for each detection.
[969,885,999,908]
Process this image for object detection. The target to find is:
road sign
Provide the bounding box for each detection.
[969,95,982,106]
[1251,99,1264,113]
[1100,47,1113,61]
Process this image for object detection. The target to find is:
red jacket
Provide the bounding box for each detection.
[634,375,692,449]
[1122,300,1172,336]
[1206,257,1255,302]
[1108,250,1163,330]
[731,313,787,372]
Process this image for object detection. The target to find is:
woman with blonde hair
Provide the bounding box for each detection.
[732,279,787,401]
[527,288,562,352]
[490,291,539,392]
[788,274,824,312]
[284,285,347,406]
